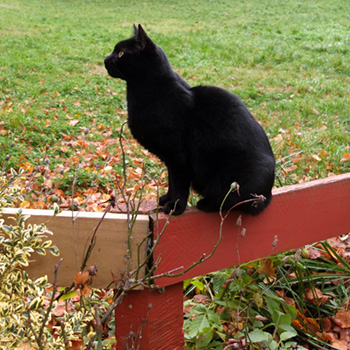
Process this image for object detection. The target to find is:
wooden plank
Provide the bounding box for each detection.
[152,173,350,287]
[115,283,184,350]
[2,209,150,288]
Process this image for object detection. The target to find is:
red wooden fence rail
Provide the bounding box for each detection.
[115,173,350,350]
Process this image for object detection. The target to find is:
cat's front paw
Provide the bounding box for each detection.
[159,193,171,206]
[163,198,187,215]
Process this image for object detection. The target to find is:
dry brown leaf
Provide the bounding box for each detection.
[74,271,90,286]
[68,119,80,126]
[305,317,320,333]
[305,287,329,305]
[15,344,35,350]
[81,284,91,297]
[192,294,209,304]
[70,340,83,350]
[53,300,75,317]
[322,317,332,332]
[322,331,338,342]
[331,340,348,350]
[308,248,322,259]
[332,309,350,328]
[258,258,276,276]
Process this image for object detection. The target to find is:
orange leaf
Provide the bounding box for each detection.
[74,271,90,286]
[331,340,348,350]
[332,309,350,328]
[305,317,320,333]
[305,287,329,305]
[19,200,31,208]
[81,284,91,297]
[322,317,332,332]
[322,331,338,342]
[341,153,350,163]
[320,150,328,157]
[292,156,302,164]
[292,319,306,331]
[52,188,65,197]
[70,340,84,350]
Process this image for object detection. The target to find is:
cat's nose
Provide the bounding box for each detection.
[104,55,112,66]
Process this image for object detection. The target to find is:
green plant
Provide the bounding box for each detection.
[0,169,96,349]
[184,262,303,350]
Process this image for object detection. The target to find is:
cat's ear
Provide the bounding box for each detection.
[133,23,138,36]
[136,24,154,50]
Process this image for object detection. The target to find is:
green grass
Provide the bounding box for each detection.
[1,1,350,347]
[1,0,350,189]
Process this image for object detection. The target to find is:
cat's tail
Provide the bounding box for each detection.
[228,191,273,215]
[197,187,273,215]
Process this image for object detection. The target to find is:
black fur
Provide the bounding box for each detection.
[104,24,275,215]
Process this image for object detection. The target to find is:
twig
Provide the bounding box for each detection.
[38,258,63,341]
[59,320,70,350]
[154,189,265,279]
[70,128,90,268]
[80,199,113,272]
[134,303,152,350]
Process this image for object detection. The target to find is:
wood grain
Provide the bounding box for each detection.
[115,283,184,350]
[2,209,150,288]
[152,173,350,287]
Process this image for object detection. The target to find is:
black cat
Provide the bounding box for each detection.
[104,24,275,216]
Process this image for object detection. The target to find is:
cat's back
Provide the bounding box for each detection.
[190,85,248,115]
[189,85,262,134]
[189,84,274,158]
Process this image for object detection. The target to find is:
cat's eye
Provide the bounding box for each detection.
[118,51,124,58]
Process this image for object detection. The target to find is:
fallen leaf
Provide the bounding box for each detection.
[70,340,83,350]
[281,165,297,175]
[341,153,350,163]
[305,287,329,305]
[81,284,91,297]
[308,248,322,259]
[192,294,209,304]
[68,119,80,126]
[74,271,90,286]
[322,317,332,332]
[258,258,276,277]
[331,340,348,350]
[331,309,350,328]
[292,318,306,331]
[54,300,74,317]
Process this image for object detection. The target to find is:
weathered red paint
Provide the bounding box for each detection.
[116,173,350,349]
[153,173,350,287]
[115,283,184,350]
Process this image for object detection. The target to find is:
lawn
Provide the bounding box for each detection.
[1,0,350,348]
[1,0,350,200]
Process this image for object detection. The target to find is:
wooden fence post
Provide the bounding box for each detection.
[4,173,350,348]
[115,282,184,350]
[116,173,350,348]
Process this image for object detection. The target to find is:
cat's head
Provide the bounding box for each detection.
[104,24,168,81]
